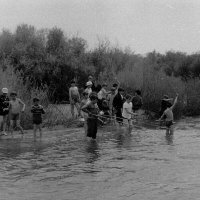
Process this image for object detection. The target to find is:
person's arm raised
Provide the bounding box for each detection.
[170,94,178,110]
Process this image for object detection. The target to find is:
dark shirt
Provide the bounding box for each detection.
[0,95,9,115]
[31,104,45,121]
[132,95,143,111]
[113,93,124,110]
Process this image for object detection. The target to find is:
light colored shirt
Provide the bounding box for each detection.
[98,88,107,100]
[122,102,132,119]
[84,88,92,96]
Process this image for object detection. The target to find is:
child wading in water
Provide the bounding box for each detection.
[158,94,178,135]
[69,80,80,118]
[9,91,25,135]
[81,93,100,140]
[122,95,136,131]
[31,98,45,138]
[80,91,90,135]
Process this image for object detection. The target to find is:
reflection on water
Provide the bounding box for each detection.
[85,140,100,163]
[1,119,200,200]
[165,134,174,145]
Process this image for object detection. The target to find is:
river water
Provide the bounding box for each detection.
[1,118,200,200]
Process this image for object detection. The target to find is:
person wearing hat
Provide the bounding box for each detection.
[88,76,96,92]
[159,95,173,117]
[84,81,93,96]
[0,88,9,135]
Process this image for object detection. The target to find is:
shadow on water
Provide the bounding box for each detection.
[0,137,23,159]
[85,140,100,163]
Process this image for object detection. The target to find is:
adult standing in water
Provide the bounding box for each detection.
[0,88,10,135]
[113,88,125,126]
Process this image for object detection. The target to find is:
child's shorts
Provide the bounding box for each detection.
[166,120,173,128]
[33,119,42,125]
[10,113,20,121]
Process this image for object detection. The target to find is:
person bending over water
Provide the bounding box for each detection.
[158,94,178,135]
[81,93,100,140]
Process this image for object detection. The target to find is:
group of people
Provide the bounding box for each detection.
[0,88,45,137]
[0,76,178,140]
[69,75,179,140]
[69,76,145,140]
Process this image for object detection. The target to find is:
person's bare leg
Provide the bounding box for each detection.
[33,124,37,138]
[75,103,80,117]
[16,120,24,134]
[10,120,14,136]
[166,127,170,135]
[2,115,7,135]
[128,119,133,134]
[38,124,42,138]
[70,104,75,118]
[169,126,174,135]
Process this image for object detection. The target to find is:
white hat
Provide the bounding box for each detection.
[86,81,92,86]
[2,88,8,94]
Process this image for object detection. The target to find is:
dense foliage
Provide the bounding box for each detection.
[1,24,200,116]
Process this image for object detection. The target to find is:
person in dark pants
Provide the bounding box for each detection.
[81,93,100,140]
[0,88,10,135]
[113,88,125,125]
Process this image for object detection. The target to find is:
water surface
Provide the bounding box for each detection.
[1,118,200,200]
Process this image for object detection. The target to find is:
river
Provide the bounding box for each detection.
[1,117,200,200]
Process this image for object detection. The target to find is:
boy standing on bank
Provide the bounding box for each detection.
[9,91,25,135]
[31,97,45,138]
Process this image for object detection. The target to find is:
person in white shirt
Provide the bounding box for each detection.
[122,94,136,129]
[84,81,92,96]
[97,83,110,100]
[158,94,178,135]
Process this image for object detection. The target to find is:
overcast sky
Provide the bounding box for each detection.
[0,0,200,54]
